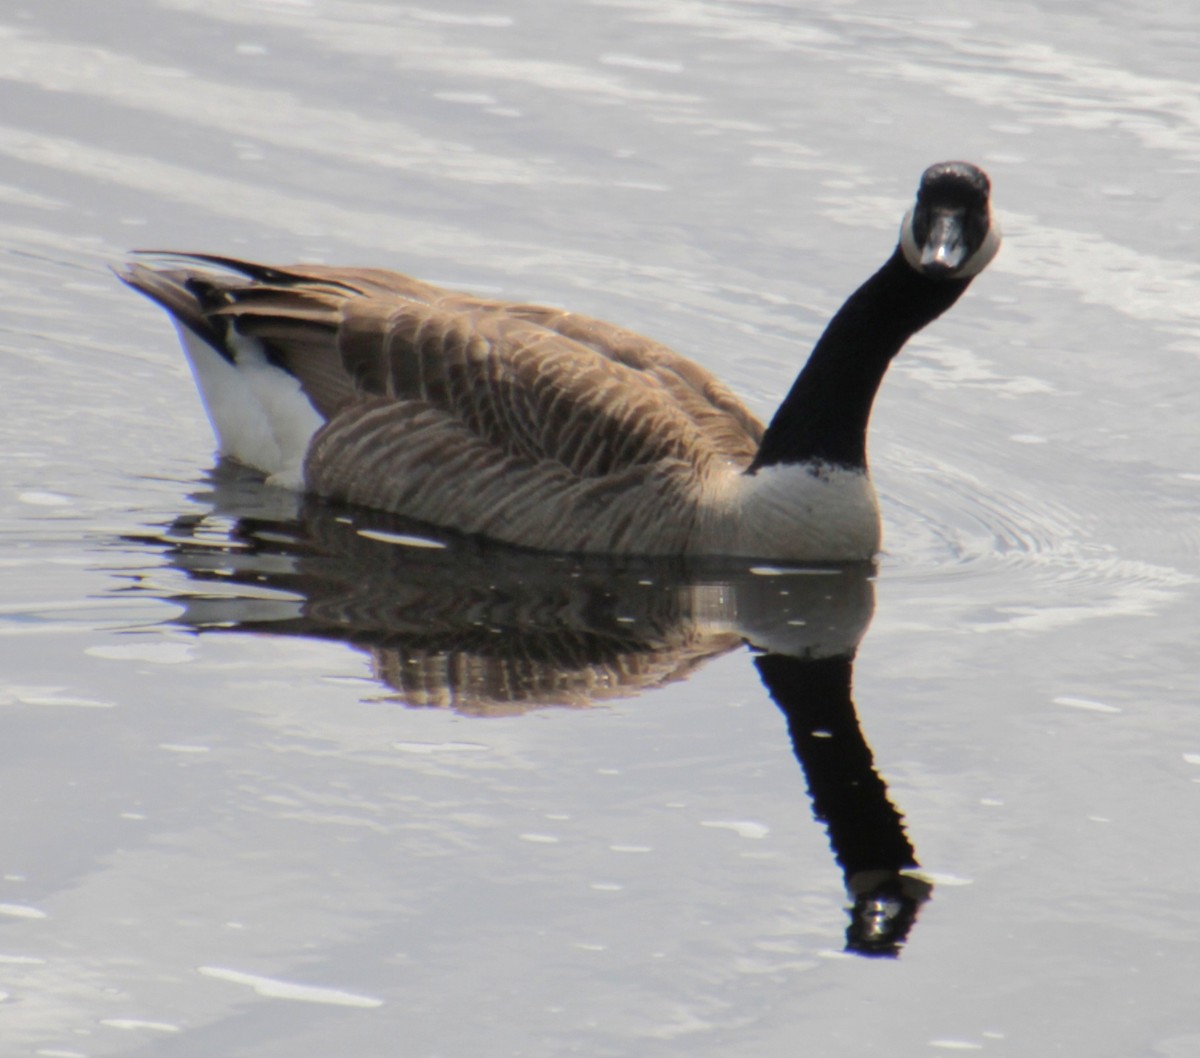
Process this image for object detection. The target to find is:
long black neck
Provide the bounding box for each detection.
[748,248,972,473]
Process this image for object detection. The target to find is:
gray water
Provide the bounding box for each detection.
[2,1,1200,1054]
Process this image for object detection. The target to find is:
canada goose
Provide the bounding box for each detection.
[119,161,999,561]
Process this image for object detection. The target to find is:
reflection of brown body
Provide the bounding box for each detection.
[123,465,928,952]
[136,464,875,712]
[370,632,740,715]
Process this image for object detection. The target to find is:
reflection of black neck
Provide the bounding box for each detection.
[753,651,929,956]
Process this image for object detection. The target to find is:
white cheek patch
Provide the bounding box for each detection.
[900,207,922,270]
[955,213,1002,277]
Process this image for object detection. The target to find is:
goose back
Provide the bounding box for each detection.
[121,257,767,554]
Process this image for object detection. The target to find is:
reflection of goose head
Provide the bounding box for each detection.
[132,463,876,713]
[845,869,932,957]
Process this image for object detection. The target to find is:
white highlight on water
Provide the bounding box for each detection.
[86,642,195,664]
[198,966,383,1008]
[356,528,447,549]
[100,1019,180,1033]
[17,491,72,507]
[392,740,489,754]
[1053,696,1121,714]
[12,691,114,709]
[0,903,48,920]
[700,820,770,840]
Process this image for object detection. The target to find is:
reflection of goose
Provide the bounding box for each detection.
[130,465,875,712]
[119,162,999,561]
[121,466,929,953]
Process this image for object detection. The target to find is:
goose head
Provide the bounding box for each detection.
[899,161,1001,280]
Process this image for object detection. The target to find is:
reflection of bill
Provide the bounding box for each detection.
[119,462,928,954]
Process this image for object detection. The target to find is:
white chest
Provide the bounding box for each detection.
[697,462,881,561]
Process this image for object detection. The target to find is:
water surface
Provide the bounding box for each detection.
[2,1,1200,1055]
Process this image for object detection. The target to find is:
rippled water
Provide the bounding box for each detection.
[3,1,1200,1055]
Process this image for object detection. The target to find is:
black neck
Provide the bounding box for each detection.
[748,248,973,473]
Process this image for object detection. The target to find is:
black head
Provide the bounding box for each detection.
[899,161,1000,279]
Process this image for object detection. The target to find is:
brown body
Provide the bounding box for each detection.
[121,257,861,558]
